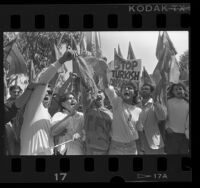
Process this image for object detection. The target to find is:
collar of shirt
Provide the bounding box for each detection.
[143,98,153,107]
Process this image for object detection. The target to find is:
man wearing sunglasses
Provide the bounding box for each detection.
[42,85,53,109]
[20,48,77,155]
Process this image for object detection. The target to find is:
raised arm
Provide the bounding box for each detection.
[101,64,119,108]
[39,49,76,84]
[15,82,44,109]
[22,49,77,123]
[154,102,167,121]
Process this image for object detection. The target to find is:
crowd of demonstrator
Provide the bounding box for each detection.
[4,49,189,155]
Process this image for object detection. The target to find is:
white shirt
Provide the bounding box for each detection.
[105,86,142,143]
[20,61,61,155]
[51,111,84,155]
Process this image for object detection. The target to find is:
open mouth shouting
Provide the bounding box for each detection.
[70,100,77,108]
[123,91,131,99]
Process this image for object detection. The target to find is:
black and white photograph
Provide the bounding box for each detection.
[3,31,189,156]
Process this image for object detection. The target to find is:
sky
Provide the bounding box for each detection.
[100,31,188,74]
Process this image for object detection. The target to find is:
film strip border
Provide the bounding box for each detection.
[0,156,191,182]
[0,3,191,183]
[0,4,190,30]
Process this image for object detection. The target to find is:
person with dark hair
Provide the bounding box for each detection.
[50,92,84,155]
[4,82,41,155]
[8,85,23,102]
[81,86,113,155]
[4,83,40,125]
[103,73,142,154]
[165,82,189,154]
[71,56,113,155]
[20,48,77,155]
[137,83,166,154]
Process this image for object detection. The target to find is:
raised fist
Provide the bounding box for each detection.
[58,48,78,64]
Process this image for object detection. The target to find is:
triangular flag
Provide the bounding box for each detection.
[163,31,177,55]
[142,66,154,85]
[80,35,87,53]
[153,31,179,105]
[169,56,180,83]
[83,32,103,58]
[95,32,102,58]
[71,36,79,52]
[114,48,120,69]
[54,44,62,60]
[4,38,17,57]
[156,31,164,60]
[127,42,136,60]
[118,44,123,58]
[6,42,27,77]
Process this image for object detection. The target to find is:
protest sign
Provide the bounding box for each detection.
[108,51,142,89]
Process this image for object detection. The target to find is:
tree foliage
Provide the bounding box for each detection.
[179,50,189,70]
[3,32,82,73]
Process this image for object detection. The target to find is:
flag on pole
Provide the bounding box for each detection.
[141,66,154,85]
[127,42,136,60]
[163,31,177,55]
[71,36,79,52]
[73,56,98,98]
[4,38,17,60]
[4,39,27,77]
[156,31,164,60]
[80,34,87,54]
[152,31,180,105]
[114,48,120,69]
[169,55,180,83]
[83,31,102,58]
[49,44,63,88]
[118,44,124,58]
[153,31,180,84]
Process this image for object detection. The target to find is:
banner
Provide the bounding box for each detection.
[108,52,142,88]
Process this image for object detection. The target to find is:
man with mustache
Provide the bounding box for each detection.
[137,83,166,154]
[165,82,189,154]
[103,75,142,154]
